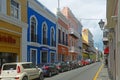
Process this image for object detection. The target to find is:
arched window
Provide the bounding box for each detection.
[42,23,47,44]
[51,28,55,46]
[30,17,37,42]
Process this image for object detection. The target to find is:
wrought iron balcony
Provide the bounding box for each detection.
[69,46,80,53]
[68,28,80,38]
[103,30,109,45]
[31,33,37,42]
[51,41,56,47]
[43,37,47,45]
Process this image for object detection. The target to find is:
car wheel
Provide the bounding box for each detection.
[22,76,28,80]
[49,72,52,77]
[39,73,44,80]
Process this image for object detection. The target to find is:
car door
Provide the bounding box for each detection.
[30,63,39,79]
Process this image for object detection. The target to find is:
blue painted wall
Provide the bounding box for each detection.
[27,7,56,65]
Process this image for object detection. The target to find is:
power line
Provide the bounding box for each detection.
[79,18,106,20]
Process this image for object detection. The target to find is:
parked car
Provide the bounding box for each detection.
[77,60,82,67]
[66,61,74,70]
[0,67,1,74]
[0,62,44,80]
[54,62,69,72]
[72,61,80,68]
[40,63,59,77]
[85,59,91,65]
[81,60,87,66]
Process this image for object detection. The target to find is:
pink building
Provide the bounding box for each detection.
[61,7,81,61]
[57,11,69,62]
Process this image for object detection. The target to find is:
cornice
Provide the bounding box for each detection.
[0,13,28,28]
[28,0,57,24]
[28,42,57,50]
[57,12,69,25]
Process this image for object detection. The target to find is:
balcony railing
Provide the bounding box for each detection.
[68,28,80,38]
[31,33,37,42]
[51,41,56,47]
[58,40,68,46]
[103,30,109,45]
[69,46,80,53]
[43,37,47,45]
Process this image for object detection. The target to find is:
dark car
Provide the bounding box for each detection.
[54,62,69,72]
[40,63,59,77]
[66,61,75,70]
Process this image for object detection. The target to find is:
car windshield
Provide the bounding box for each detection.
[3,64,17,70]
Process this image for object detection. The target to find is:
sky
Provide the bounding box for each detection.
[38,0,106,51]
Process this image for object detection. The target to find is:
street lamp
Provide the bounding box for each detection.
[98,19,109,66]
[98,19,105,30]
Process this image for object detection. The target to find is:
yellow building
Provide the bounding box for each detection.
[82,29,96,61]
[82,29,90,59]
[0,0,28,66]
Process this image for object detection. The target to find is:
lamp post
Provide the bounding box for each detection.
[98,19,105,30]
[98,19,109,66]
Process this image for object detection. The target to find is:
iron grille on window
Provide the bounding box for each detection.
[31,33,37,42]
[43,37,47,45]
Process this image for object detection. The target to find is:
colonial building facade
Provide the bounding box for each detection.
[82,29,96,61]
[27,0,57,65]
[0,0,28,67]
[61,7,82,61]
[57,11,69,62]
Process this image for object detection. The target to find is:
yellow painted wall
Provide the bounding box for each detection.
[0,20,21,61]
[0,20,22,33]
[0,0,27,61]
[20,0,27,23]
[82,29,88,44]
[7,0,10,16]
[7,0,27,22]
[82,53,89,59]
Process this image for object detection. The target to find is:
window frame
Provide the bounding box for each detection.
[10,0,20,19]
[40,51,48,63]
[30,16,38,42]
[42,22,48,44]
[30,49,37,65]
[50,27,55,46]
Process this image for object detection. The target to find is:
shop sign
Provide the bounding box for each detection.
[0,34,16,44]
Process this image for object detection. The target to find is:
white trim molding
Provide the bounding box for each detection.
[0,13,28,28]
[28,0,57,24]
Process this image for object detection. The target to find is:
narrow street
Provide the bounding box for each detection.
[45,62,101,80]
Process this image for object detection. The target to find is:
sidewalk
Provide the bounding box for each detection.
[96,64,111,80]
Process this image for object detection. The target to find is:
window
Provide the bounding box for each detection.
[50,53,55,63]
[58,29,61,43]
[30,17,37,42]
[41,51,48,63]
[51,28,55,46]
[22,63,36,69]
[66,34,68,46]
[58,54,62,62]
[3,64,16,70]
[62,32,64,44]
[11,0,20,19]
[30,49,37,65]
[42,23,47,44]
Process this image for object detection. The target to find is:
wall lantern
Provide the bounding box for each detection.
[98,19,105,30]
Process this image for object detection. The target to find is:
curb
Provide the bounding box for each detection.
[93,63,104,80]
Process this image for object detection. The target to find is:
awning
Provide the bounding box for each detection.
[104,47,109,54]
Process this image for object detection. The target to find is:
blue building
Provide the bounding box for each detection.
[27,0,57,65]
